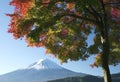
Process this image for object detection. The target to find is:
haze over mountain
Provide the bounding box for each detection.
[0,59,86,82]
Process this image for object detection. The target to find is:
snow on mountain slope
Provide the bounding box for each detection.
[0,59,87,82]
[27,58,62,70]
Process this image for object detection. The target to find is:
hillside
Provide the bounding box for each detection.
[48,73,120,82]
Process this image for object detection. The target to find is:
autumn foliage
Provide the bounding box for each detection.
[7,0,120,61]
[6,0,33,39]
[9,0,33,17]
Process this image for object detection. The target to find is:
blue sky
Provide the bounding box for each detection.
[0,0,120,76]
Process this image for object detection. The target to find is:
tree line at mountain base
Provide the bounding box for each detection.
[48,73,120,82]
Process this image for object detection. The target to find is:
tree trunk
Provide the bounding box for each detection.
[101,47,112,82]
[101,27,112,82]
[99,1,112,80]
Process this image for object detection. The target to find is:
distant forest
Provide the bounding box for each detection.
[48,73,120,82]
[48,76,103,82]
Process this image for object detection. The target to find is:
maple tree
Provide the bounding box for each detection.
[7,0,120,82]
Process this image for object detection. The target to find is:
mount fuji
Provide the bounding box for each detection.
[0,59,87,82]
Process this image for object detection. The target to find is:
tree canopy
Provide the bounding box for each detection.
[7,0,120,65]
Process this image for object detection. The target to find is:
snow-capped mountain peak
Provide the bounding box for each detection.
[28,58,62,70]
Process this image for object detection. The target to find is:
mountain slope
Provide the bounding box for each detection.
[0,59,86,82]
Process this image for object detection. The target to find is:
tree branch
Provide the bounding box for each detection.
[104,2,120,5]
[59,12,99,25]
[104,2,120,10]
[85,6,102,24]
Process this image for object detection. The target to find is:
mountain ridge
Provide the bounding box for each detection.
[0,59,86,82]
